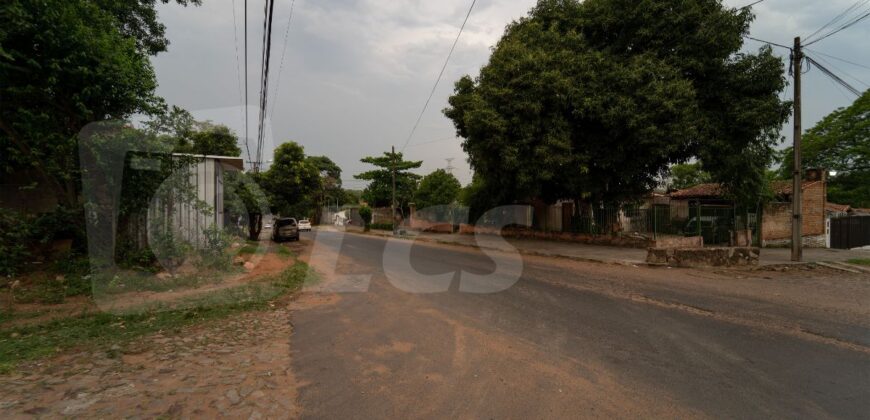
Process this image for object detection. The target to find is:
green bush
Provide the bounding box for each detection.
[369,223,393,231]
[0,209,32,277]
[0,207,86,278]
[198,225,234,271]
[358,206,373,231]
[149,227,191,274]
[116,240,158,271]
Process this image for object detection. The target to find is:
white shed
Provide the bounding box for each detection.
[148,154,244,248]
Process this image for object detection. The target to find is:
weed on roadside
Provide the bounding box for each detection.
[848,259,870,266]
[276,245,295,259]
[0,261,313,374]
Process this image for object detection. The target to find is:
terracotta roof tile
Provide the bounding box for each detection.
[826,202,851,213]
[670,180,822,200]
[669,183,724,199]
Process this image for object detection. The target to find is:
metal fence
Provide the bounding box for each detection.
[830,215,870,249]
[561,204,757,246]
[403,202,759,247]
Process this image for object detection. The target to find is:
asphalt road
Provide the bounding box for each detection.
[291,230,870,419]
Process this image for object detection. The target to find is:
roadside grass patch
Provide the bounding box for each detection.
[93,269,244,295]
[276,245,295,259]
[238,240,267,256]
[847,258,870,266]
[0,261,313,374]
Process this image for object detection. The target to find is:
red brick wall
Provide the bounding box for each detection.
[803,181,826,236]
[762,181,826,240]
[762,202,792,240]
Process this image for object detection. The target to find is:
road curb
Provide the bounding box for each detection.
[343,229,652,268]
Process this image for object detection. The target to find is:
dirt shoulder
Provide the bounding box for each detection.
[0,239,312,418]
[0,306,298,418]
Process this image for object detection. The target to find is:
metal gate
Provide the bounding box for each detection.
[830,215,870,249]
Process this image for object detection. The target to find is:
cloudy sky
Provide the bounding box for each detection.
[152,0,870,187]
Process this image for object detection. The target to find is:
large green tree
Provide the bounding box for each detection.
[0,0,199,208]
[355,151,422,208]
[305,155,343,223]
[414,169,461,209]
[780,89,870,207]
[444,0,790,209]
[262,142,321,218]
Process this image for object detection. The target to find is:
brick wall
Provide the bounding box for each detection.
[803,181,826,236]
[762,202,792,240]
[761,181,826,242]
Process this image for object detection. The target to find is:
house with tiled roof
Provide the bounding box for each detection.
[668,169,829,247]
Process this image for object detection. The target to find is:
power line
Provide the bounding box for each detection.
[805,55,863,95]
[804,3,870,46]
[805,0,869,43]
[256,0,277,171]
[269,0,297,121]
[232,0,251,165]
[244,0,250,169]
[805,48,870,71]
[399,0,478,152]
[737,0,768,10]
[824,70,855,101]
[805,52,870,88]
[744,35,792,50]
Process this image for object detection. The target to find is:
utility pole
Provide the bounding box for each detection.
[391,146,397,235]
[792,36,803,262]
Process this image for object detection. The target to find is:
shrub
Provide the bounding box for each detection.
[149,227,191,275]
[0,207,86,278]
[198,225,234,271]
[358,206,373,232]
[369,223,393,231]
[0,209,32,277]
[116,240,158,271]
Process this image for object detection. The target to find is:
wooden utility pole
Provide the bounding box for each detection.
[792,37,803,262]
[391,145,397,235]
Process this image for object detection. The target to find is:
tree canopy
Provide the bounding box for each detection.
[355,151,422,208]
[669,163,711,191]
[262,142,321,217]
[306,156,342,199]
[414,169,462,209]
[444,0,790,208]
[780,89,870,207]
[0,0,199,208]
[183,124,242,157]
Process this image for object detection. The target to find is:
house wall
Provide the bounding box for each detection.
[670,200,690,221]
[804,181,826,236]
[761,181,826,242]
[762,202,792,241]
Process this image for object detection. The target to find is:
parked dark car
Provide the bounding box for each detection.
[271,217,299,242]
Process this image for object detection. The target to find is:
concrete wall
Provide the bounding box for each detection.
[459,225,651,248]
[647,247,760,267]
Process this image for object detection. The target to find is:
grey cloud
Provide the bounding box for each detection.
[152,0,870,185]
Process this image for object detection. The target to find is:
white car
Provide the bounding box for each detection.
[298,219,312,232]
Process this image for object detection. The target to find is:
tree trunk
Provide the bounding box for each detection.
[248,213,263,241]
